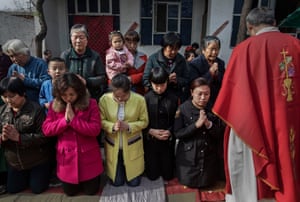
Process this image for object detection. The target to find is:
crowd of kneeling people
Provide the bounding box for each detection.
[0,26,226,196]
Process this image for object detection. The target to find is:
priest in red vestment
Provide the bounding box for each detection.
[213,7,300,202]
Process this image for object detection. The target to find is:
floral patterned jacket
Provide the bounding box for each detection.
[0,99,52,170]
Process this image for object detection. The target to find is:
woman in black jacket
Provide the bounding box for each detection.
[174,77,223,188]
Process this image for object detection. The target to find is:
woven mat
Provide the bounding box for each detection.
[99,177,166,202]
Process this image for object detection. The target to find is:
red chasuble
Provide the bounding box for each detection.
[213,31,300,202]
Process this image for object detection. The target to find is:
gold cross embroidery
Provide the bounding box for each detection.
[280,49,293,102]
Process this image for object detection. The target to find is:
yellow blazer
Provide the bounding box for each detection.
[99,91,149,181]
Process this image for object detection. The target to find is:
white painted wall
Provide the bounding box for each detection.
[0,12,35,55]
[42,0,69,58]
[207,0,235,64]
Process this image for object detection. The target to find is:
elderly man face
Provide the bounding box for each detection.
[70,31,88,55]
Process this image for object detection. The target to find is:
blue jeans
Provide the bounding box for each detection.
[111,150,141,187]
[7,162,51,194]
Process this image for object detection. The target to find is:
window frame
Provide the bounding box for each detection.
[141,0,192,45]
[230,0,271,47]
[68,0,115,15]
[153,2,181,34]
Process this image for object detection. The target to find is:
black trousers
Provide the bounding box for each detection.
[144,138,175,181]
[62,175,100,196]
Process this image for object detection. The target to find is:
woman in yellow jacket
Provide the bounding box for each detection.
[99,74,149,186]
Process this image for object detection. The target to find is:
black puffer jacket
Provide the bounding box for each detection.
[174,99,222,188]
[0,100,52,170]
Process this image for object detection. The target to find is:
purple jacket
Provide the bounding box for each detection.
[42,99,104,184]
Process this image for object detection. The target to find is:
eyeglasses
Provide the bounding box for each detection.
[71,34,87,41]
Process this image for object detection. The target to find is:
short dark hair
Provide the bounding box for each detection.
[149,67,169,84]
[160,32,182,49]
[110,74,131,93]
[43,49,51,55]
[48,57,65,63]
[191,42,199,50]
[190,77,209,91]
[124,30,140,42]
[0,77,25,96]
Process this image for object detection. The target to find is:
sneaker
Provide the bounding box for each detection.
[49,177,62,188]
[0,185,6,195]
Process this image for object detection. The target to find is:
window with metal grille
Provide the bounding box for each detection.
[141,0,192,45]
[67,0,120,30]
[230,0,271,47]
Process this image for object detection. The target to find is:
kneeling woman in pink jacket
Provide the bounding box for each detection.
[42,72,104,196]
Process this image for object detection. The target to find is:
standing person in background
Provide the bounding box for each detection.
[39,57,67,111]
[184,46,196,63]
[0,45,12,81]
[42,73,104,196]
[106,31,134,81]
[0,77,52,194]
[189,36,225,110]
[61,24,107,101]
[143,32,189,103]
[213,7,300,202]
[191,42,200,56]
[174,77,222,188]
[124,30,147,95]
[3,39,50,103]
[43,49,52,64]
[143,67,178,182]
[99,74,148,187]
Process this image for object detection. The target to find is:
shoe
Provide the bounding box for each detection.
[49,177,62,188]
[0,185,6,195]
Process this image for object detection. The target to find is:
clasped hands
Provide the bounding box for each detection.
[195,109,212,129]
[65,103,75,123]
[149,129,170,140]
[113,120,130,132]
[12,71,25,80]
[1,124,20,142]
[209,62,218,77]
